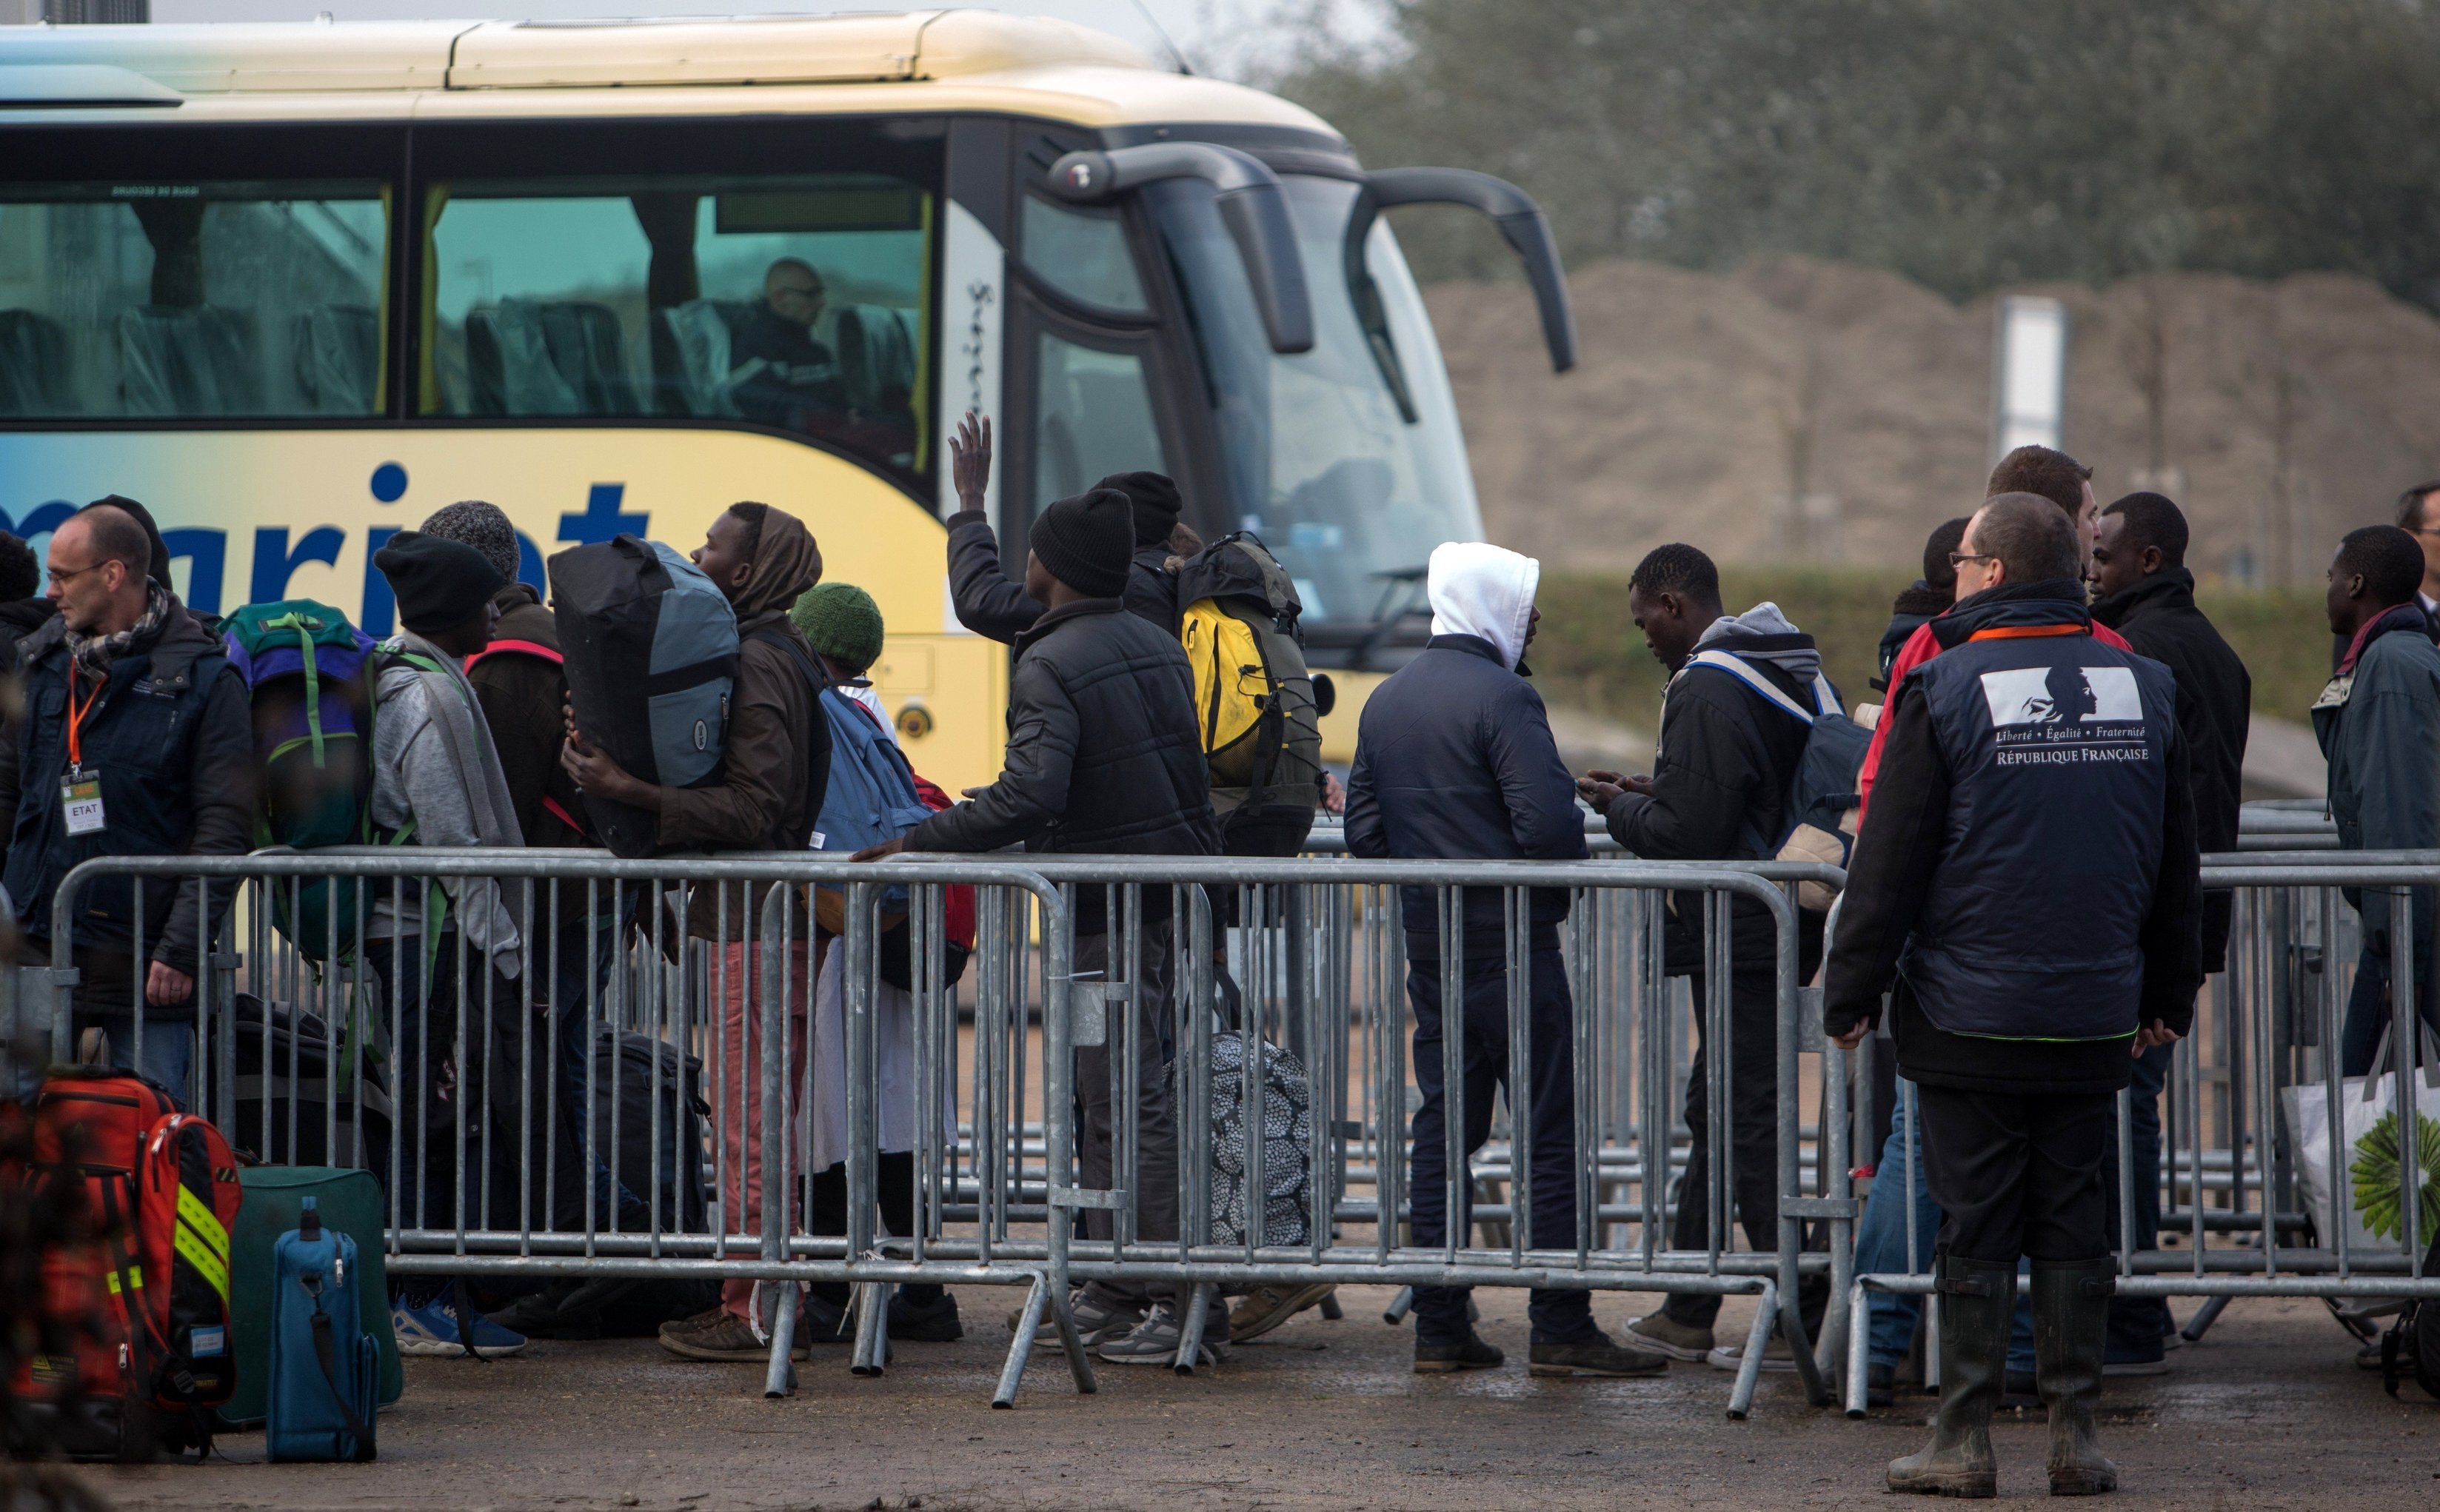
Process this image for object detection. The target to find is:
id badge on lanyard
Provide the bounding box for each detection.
[61,766,104,836]
[63,663,105,836]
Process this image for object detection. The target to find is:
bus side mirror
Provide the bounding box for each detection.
[1356,167,1577,374]
[1046,144,1314,356]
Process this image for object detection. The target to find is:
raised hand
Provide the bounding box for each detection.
[950,410,992,512]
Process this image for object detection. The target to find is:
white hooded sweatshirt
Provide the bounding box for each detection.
[1426,541,1540,670]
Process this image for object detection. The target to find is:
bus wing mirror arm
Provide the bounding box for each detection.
[1046,144,1314,356]
[1363,167,1577,373]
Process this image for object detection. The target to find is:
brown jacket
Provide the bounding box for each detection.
[655,509,826,938]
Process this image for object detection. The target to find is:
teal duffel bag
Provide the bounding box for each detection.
[219,1167,404,1429]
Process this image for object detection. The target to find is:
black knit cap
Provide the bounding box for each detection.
[1030,489,1134,598]
[375,530,506,635]
[1094,471,1182,549]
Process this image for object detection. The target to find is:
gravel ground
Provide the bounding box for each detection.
[69,1286,2440,1511]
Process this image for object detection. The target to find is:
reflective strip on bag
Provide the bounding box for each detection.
[104,1265,144,1295]
[175,1183,233,1303]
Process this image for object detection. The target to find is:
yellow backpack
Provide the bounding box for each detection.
[1171,534,1324,854]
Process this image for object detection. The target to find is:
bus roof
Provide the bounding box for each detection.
[0,11,1339,135]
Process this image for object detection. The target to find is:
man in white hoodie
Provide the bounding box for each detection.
[365,531,532,1359]
[1579,542,1831,1371]
[1346,541,1666,1378]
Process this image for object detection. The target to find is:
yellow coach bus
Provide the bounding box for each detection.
[0,11,1574,790]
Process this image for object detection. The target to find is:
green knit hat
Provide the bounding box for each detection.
[789,582,884,672]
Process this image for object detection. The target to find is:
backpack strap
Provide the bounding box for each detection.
[462,639,561,675]
[305,1277,378,1458]
[1685,649,1843,721]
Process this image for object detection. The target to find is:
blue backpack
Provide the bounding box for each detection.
[1683,648,1869,904]
[809,687,933,898]
[266,1197,379,1462]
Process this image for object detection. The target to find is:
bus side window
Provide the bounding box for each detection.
[421,175,932,479]
[1032,332,1166,509]
[0,185,388,421]
[1020,196,1148,316]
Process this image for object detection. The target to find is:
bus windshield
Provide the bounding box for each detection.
[1148,173,1483,635]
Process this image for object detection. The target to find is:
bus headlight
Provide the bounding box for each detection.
[895,699,933,741]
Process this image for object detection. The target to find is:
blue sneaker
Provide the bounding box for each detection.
[392,1295,527,1357]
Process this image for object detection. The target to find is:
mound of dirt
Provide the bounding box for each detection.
[1430,256,2440,581]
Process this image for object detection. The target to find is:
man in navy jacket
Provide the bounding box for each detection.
[1347,541,1663,1379]
[1825,495,2202,1498]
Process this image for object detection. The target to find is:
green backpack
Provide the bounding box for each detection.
[220,602,447,963]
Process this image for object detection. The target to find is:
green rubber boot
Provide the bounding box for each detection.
[2033,1258,2119,1496]
[1888,1254,2011,1498]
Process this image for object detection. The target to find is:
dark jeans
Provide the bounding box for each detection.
[1074,920,1209,1316]
[1665,971,1783,1330]
[2342,947,2440,1077]
[1406,945,1597,1348]
[2105,1040,2175,1344]
[532,903,643,1226]
[1919,1085,2111,1263]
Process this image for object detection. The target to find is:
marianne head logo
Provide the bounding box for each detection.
[1979,665,2142,729]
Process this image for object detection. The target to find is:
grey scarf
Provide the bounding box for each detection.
[65,582,168,682]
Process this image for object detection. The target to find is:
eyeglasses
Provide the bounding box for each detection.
[1948,551,1996,569]
[46,561,109,588]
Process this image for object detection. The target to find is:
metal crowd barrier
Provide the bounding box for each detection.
[996,853,1851,1419]
[1839,850,2439,1415]
[5,846,1854,1418]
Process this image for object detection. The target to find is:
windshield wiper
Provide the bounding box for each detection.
[1348,565,1430,670]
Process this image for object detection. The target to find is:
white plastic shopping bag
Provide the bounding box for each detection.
[2282,1026,2440,1254]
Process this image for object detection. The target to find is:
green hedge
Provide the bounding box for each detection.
[1535,568,2332,737]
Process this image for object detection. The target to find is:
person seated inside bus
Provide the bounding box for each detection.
[729,258,846,430]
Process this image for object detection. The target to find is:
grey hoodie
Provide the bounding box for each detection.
[368,630,526,975]
[1690,601,1822,688]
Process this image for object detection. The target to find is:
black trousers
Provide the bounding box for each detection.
[1665,971,1784,1328]
[806,1154,940,1309]
[1406,946,1597,1347]
[1919,1084,2111,1263]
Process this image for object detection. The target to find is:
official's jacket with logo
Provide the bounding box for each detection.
[0,605,253,977]
[1822,583,2205,1094]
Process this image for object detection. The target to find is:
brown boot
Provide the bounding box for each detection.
[1888,1254,2011,1498]
[2034,1258,2119,1496]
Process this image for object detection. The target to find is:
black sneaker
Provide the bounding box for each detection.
[1528,1334,1668,1377]
[1865,1361,1896,1408]
[797,1291,854,1346]
[888,1288,965,1342]
[1414,1332,1505,1374]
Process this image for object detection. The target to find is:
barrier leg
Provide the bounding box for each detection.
[851,1282,889,1376]
[1726,1281,1776,1421]
[1049,1278,1099,1396]
[763,1285,800,1399]
[993,1276,1048,1408]
[2181,1294,2232,1342]
[1382,1286,1414,1325]
[1844,1279,1872,1419]
[1173,1281,1215,1374]
[1319,1293,1344,1321]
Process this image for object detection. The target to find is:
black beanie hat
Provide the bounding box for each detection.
[1093,471,1183,549]
[1030,489,1134,598]
[375,530,506,635]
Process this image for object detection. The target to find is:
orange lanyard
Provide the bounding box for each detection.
[65,661,103,772]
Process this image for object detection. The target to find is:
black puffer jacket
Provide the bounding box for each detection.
[2089,568,2250,973]
[1345,634,1586,953]
[945,511,1178,640]
[906,598,1216,931]
[1602,612,1822,977]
